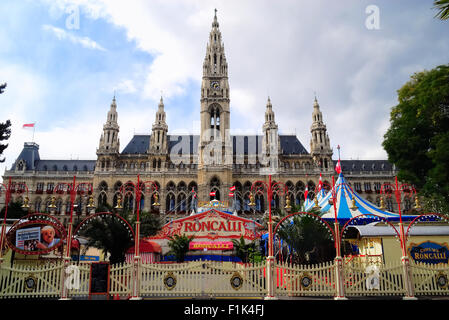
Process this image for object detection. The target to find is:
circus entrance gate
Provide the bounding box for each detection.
[139,260,267,298]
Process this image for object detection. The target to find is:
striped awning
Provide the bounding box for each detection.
[306,173,417,222]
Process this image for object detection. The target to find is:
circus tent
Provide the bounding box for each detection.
[303,188,327,212]
[305,173,418,222]
[125,239,162,263]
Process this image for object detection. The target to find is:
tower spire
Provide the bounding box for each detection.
[97,96,120,155]
[150,96,168,154]
[213,8,219,28]
[310,96,332,171]
[199,10,231,169]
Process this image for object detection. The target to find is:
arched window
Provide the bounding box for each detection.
[209,105,221,134]
[98,181,108,208]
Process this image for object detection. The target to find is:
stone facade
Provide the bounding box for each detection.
[1,12,403,226]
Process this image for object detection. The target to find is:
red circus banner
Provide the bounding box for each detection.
[189,241,233,251]
[149,209,263,241]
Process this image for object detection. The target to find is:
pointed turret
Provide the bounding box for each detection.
[202,9,228,77]
[262,96,279,157]
[310,95,333,171]
[150,96,168,154]
[97,96,120,155]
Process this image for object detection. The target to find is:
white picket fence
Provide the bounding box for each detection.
[139,261,266,297]
[1,259,449,299]
[344,262,406,296]
[0,262,64,299]
[411,261,449,296]
[275,260,335,297]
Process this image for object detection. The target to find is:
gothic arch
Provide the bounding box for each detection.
[188,181,198,192]
[209,176,221,187]
[166,181,176,192]
[177,181,187,192]
[177,192,188,213]
[166,191,176,213]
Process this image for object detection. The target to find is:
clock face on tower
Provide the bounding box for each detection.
[210,81,220,90]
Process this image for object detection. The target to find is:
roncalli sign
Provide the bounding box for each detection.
[6,214,66,255]
[150,209,263,241]
[408,241,449,265]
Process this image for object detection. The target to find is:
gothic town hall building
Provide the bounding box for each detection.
[2,13,403,225]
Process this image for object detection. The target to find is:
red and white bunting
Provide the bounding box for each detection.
[228,192,234,197]
[229,186,236,192]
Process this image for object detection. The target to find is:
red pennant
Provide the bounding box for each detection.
[335,159,341,174]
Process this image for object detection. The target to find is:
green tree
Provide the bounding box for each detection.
[0,120,11,163]
[434,0,449,20]
[167,234,194,262]
[0,201,28,220]
[79,202,163,264]
[276,210,335,264]
[382,64,449,214]
[0,83,10,163]
[231,235,258,263]
[78,213,133,264]
[129,210,163,238]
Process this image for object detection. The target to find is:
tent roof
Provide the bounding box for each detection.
[305,173,417,221]
[126,239,161,253]
[349,222,449,237]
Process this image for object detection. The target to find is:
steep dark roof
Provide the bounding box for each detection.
[334,160,395,172]
[121,135,150,154]
[11,142,40,170]
[279,135,308,155]
[35,160,96,172]
[10,142,96,172]
[121,134,309,156]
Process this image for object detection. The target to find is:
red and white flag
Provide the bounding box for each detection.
[23,123,35,128]
[209,191,216,197]
[229,186,236,192]
[228,192,234,197]
[335,159,341,174]
[318,173,323,191]
[304,186,309,199]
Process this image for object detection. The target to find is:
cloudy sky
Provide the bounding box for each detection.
[0,0,448,181]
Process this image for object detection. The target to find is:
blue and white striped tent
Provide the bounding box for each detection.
[306,173,417,222]
[303,188,327,211]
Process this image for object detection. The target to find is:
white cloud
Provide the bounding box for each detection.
[42,24,106,51]
[0,64,51,180]
[113,79,137,94]
[2,0,447,183]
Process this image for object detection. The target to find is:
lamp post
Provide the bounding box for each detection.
[380,177,417,300]
[117,175,159,300]
[58,176,93,300]
[249,175,289,299]
[0,178,29,264]
[328,176,349,299]
[311,177,346,299]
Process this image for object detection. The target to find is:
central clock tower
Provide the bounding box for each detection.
[199,10,231,168]
[198,10,232,201]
